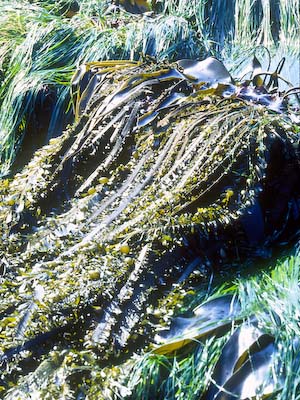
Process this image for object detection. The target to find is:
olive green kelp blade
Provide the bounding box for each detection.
[0,57,299,396]
[154,295,240,355]
[206,321,283,400]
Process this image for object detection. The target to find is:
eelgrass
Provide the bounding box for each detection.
[127,337,227,400]
[0,1,201,176]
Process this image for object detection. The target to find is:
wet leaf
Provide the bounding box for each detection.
[213,341,281,400]
[206,321,276,399]
[154,295,240,354]
[177,57,232,84]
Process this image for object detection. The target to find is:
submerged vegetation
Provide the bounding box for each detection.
[0,0,300,399]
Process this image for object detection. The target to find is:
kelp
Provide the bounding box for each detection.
[154,294,241,355]
[154,297,282,400]
[0,0,299,178]
[0,56,299,397]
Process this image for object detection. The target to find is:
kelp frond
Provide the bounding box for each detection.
[0,56,299,397]
[0,0,299,176]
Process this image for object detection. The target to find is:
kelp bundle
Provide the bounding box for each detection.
[1,0,299,181]
[0,57,299,397]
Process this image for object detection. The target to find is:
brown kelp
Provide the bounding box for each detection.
[0,0,299,179]
[0,55,299,397]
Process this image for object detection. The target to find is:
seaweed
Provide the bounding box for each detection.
[0,56,299,397]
